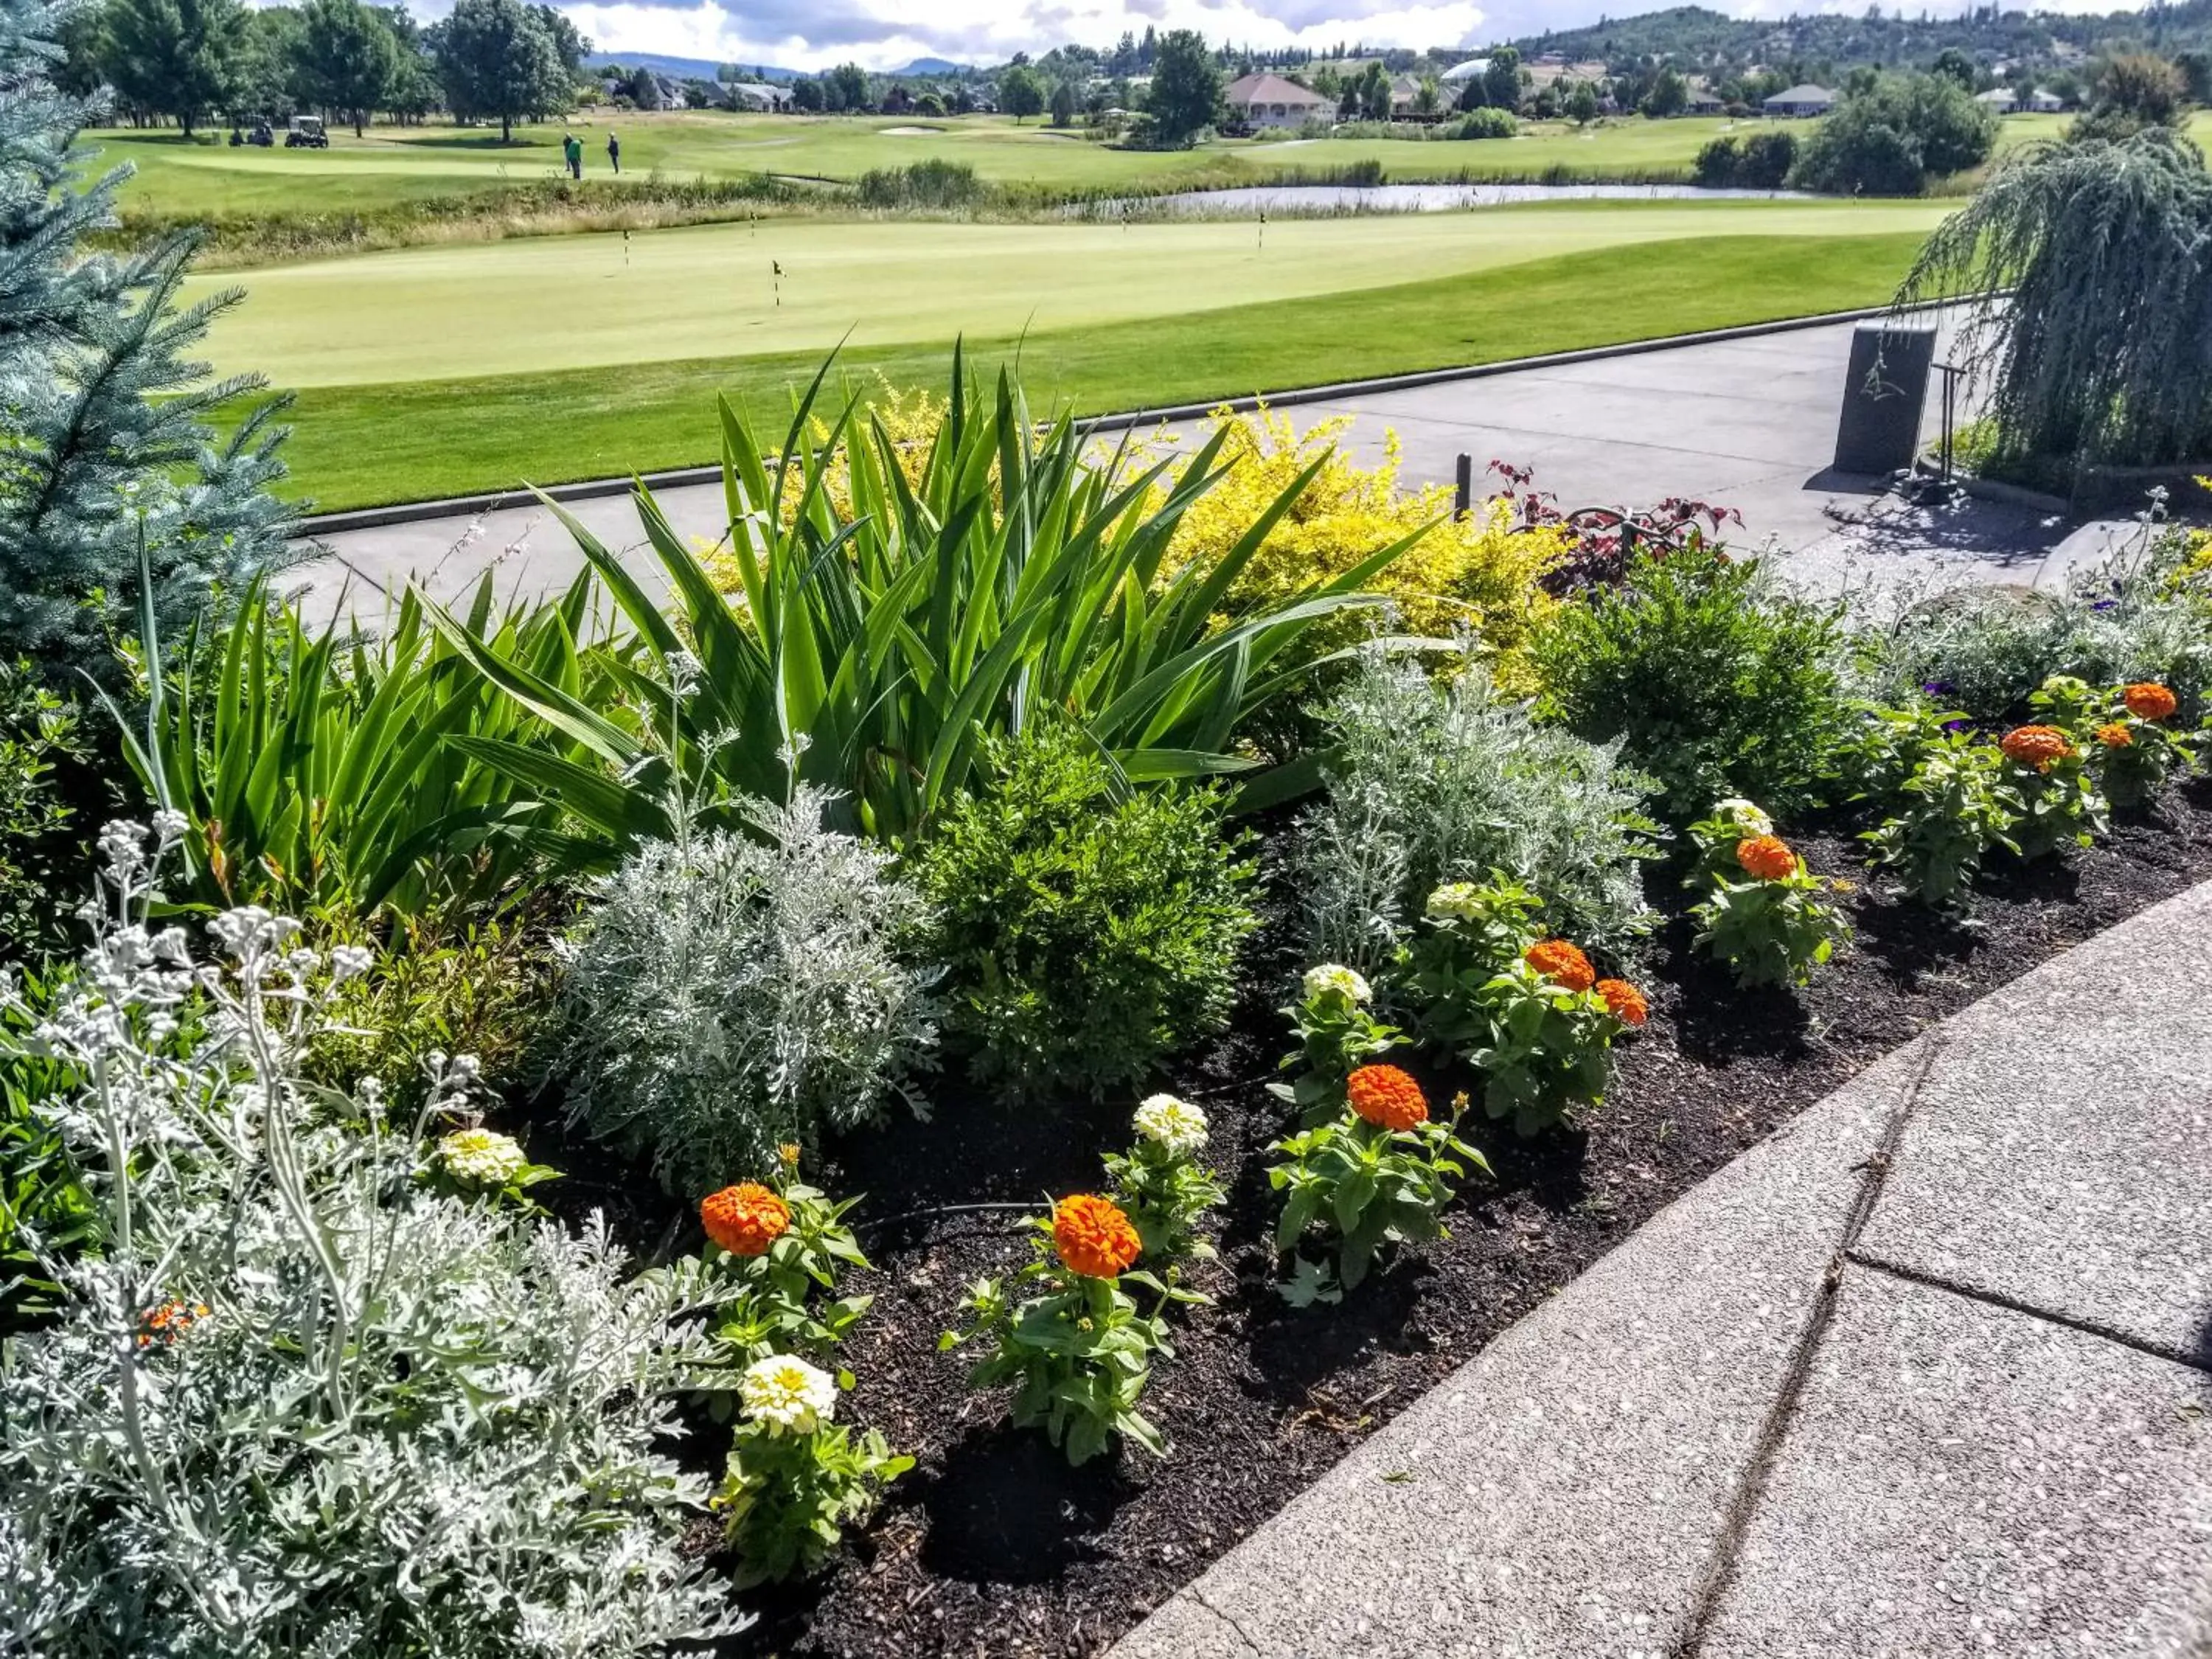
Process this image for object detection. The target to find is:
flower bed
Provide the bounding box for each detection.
[542,785,2212,1657]
[7,338,2212,1658]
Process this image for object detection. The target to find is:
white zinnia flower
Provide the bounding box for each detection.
[738,1354,837,1436]
[438,1127,527,1187]
[1301,963,1371,1004]
[1132,1093,1209,1158]
[1713,799,1773,835]
[1425,883,1484,921]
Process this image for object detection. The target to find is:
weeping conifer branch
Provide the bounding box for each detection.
[1897,128,2212,470]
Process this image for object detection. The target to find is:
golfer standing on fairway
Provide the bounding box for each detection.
[606,131,620,173]
[563,132,582,179]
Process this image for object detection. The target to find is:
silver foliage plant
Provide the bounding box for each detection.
[1297,650,1661,970]
[555,783,939,1196]
[1854,513,2212,721]
[0,819,743,1658]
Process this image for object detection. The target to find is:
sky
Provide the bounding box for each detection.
[526,0,2151,74]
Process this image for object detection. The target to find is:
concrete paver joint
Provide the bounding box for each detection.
[1675,1034,1946,1658]
[1843,1250,2212,1379]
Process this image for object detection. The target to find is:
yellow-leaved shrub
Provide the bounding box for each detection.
[701,393,1568,689]
[1127,406,1571,689]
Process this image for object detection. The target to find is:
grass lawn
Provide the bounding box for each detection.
[272,228,1935,510]
[98,114,1231,221]
[1238,116,1734,179]
[194,198,1949,389]
[110,107,2198,232]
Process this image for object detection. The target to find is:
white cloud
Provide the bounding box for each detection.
[562,0,1493,72]
[543,0,2155,72]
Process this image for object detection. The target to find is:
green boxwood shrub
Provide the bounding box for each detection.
[1453,107,1517,139]
[0,660,94,964]
[915,723,1258,1099]
[1532,544,1854,819]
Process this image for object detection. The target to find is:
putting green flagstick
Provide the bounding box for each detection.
[1259,207,1266,254]
[773,258,782,307]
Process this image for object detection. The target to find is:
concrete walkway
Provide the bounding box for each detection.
[1111,878,2212,1659]
[291,316,2138,629]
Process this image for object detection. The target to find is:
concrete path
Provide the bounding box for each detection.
[290,316,2139,630]
[1110,877,2212,1659]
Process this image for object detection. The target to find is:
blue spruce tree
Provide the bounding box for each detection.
[0,0,293,677]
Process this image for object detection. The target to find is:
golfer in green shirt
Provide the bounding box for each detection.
[563,133,582,179]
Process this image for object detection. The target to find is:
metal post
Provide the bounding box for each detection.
[1943,363,1959,485]
[1453,453,1473,521]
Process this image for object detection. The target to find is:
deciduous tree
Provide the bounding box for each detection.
[2071,53,2188,143]
[1791,70,1996,195]
[100,0,248,136]
[1145,28,1221,146]
[1483,46,1520,113]
[428,0,566,141]
[824,60,868,112]
[1000,63,1044,122]
[294,0,397,135]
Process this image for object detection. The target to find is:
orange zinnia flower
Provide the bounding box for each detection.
[1735,835,1798,882]
[700,1182,791,1257]
[1346,1063,1429,1130]
[137,1299,208,1347]
[2123,683,2178,722]
[1596,979,1649,1027]
[1051,1194,1141,1279]
[1999,725,2072,772]
[2096,722,2134,749]
[1524,939,1596,992]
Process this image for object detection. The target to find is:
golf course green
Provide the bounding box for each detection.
[194,198,1951,390]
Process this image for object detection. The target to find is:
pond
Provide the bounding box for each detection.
[1085,182,1806,218]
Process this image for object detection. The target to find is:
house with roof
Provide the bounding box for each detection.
[1763,83,1837,117]
[727,80,793,112]
[1977,86,2019,114]
[1388,74,1432,115]
[1440,58,1491,85]
[1223,72,1332,131]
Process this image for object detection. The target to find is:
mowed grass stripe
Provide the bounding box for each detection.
[195,198,1948,389]
[108,109,2212,227]
[276,229,1930,511]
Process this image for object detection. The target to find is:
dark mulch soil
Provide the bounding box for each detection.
[522,777,2212,1659]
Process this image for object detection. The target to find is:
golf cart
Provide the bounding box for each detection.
[284,116,329,149]
[230,116,275,147]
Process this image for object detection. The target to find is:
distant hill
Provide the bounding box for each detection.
[585,52,801,84]
[891,57,967,76]
[1504,1,2212,70]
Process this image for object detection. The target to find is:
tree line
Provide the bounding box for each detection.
[55,0,588,139]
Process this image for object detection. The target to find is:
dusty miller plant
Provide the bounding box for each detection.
[1295,650,1660,970]
[1854,511,2212,723]
[555,779,939,1197]
[0,819,744,1658]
